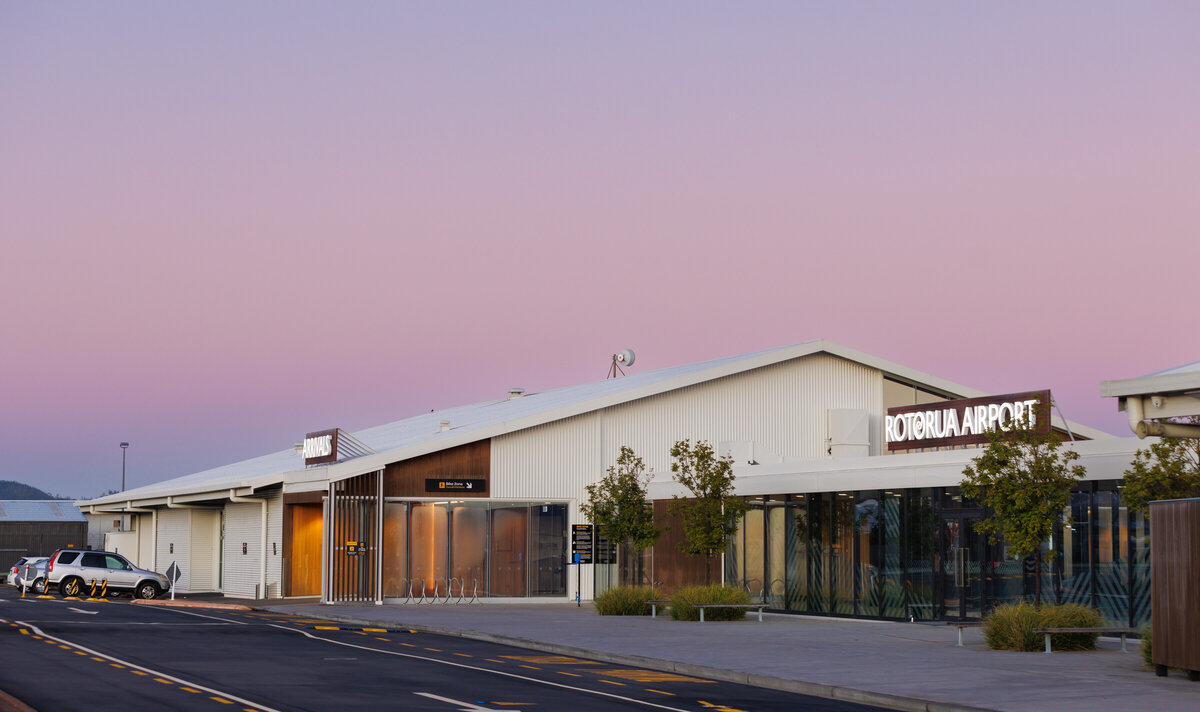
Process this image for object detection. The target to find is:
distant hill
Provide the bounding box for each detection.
[0,481,65,500]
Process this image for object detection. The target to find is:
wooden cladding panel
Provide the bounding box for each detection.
[651,499,710,594]
[1150,498,1200,673]
[384,440,491,498]
[285,504,323,597]
[329,471,379,603]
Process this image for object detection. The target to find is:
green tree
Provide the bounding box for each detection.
[667,439,749,584]
[581,446,660,584]
[1121,420,1200,516]
[960,418,1085,605]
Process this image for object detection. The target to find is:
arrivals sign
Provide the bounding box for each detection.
[303,429,339,466]
[885,390,1051,451]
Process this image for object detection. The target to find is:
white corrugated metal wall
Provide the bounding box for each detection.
[189,510,219,592]
[156,510,190,592]
[491,353,884,599]
[222,502,260,598]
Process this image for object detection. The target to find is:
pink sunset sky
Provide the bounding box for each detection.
[1,3,1197,498]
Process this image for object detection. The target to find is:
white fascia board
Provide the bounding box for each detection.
[648,437,1145,499]
[1101,371,1200,399]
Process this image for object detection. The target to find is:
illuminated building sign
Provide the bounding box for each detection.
[885,390,1051,451]
[303,429,339,466]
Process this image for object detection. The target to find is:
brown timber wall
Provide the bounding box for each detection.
[1150,498,1200,674]
[651,499,711,594]
[384,440,490,497]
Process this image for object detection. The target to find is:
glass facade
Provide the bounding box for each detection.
[381,500,567,598]
[725,483,1150,626]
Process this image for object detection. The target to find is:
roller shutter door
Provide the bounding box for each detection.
[156,510,190,592]
[223,503,261,598]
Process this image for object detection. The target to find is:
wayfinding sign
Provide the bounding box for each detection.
[425,479,486,493]
[595,535,617,565]
[571,524,594,564]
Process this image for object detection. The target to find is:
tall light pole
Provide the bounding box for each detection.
[120,442,129,492]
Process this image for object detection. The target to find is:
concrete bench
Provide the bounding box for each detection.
[694,603,767,622]
[948,620,984,646]
[1033,627,1139,654]
[646,600,670,618]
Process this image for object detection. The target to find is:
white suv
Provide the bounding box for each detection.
[44,549,170,599]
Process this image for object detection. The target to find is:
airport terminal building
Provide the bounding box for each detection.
[76,341,1152,625]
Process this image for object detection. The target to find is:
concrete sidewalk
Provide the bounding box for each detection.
[253,600,1196,712]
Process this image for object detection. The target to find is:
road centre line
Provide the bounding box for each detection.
[12,619,282,712]
[274,624,694,712]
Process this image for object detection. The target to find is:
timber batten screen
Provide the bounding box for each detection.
[328,471,381,603]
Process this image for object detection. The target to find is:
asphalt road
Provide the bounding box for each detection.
[0,587,891,712]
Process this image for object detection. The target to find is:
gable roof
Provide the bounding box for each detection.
[77,340,1111,509]
[0,500,86,522]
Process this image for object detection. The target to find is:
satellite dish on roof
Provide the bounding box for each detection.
[608,349,636,378]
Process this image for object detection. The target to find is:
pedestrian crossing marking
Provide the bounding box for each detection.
[594,669,714,683]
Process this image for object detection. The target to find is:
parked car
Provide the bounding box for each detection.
[7,556,45,587]
[43,549,170,599]
[20,559,48,593]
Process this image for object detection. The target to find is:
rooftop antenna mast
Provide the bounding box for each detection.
[607,349,636,379]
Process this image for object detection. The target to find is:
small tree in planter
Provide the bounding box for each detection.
[668,439,749,584]
[1121,421,1200,516]
[960,410,1085,606]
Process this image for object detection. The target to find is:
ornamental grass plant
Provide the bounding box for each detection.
[593,585,658,616]
[983,602,1105,651]
[669,584,751,621]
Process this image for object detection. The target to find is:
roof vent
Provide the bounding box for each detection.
[507,388,525,400]
[439,420,451,432]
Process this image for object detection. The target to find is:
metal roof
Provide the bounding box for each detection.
[1100,360,1200,398]
[0,500,86,522]
[77,340,1112,509]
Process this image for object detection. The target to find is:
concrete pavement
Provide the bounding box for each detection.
[245,599,1197,712]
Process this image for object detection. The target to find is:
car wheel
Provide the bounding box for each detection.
[33,578,46,595]
[60,577,82,597]
[135,582,161,600]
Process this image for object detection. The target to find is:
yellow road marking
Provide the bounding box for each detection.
[425,647,441,652]
[698,702,746,712]
[132,670,148,676]
[596,669,713,683]
[73,650,87,656]
[557,672,582,677]
[400,643,415,647]
[600,679,625,686]
[519,665,540,670]
[375,637,389,641]
[58,645,71,650]
[181,687,201,694]
[647,689,674,696]
[485,659,505,663]
[110,663,125,669]
[210,696,235,704]
[91,657,105,662]
[454,653,472,658]
[315,626,339,630]
[154,678,173,685]
[501,655,600,665]
[19,629,28,635]
[363,628,386,632]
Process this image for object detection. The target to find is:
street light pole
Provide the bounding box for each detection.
[120,442,129,492]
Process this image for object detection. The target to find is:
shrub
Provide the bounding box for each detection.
[1140,624,1152,667]
[669,584,751,621]
[983,602,1105,651]
[594,585,657,616]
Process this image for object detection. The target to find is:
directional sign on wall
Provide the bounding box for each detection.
[425,479,486,493]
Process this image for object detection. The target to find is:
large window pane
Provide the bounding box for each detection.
[903,489,936,620]
[489,506,527,596]
[766,500,786,608]
[449,504,487,598]
[410,503,447,596]
[785,498,808,612]
[831,493,856,615]
[531,504,566,596]
[382,502,408,597]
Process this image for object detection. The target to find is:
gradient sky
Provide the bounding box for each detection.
[2,2,1197,498]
